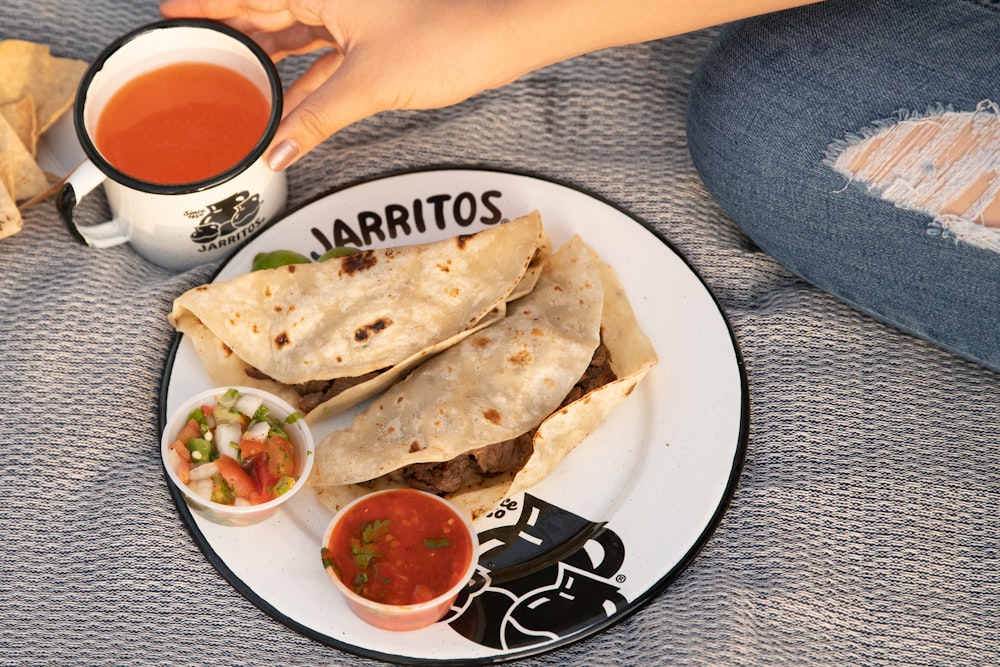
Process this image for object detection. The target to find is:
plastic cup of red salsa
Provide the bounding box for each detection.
[320,488,479,632]
[161,386,315,527]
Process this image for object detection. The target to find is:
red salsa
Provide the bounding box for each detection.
[323,489,474,606]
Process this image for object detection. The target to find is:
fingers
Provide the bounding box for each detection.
[160,0,291,20]
[160,0,304,34]
[250,23,335,61]
[267,56,382,171]
[281,47,344,112]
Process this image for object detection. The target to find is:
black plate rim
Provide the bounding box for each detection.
[157,164,750,666]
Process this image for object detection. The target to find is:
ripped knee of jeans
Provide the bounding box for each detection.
[826,100,1000,252]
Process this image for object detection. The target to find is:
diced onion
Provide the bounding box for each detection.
[189,461,220,481]
[213,406,243,425]
[190,478,213,500]
[214,422,243,460]
[244,420,270,442]
[234,497,251,507]
[235,393,264,418]
[166,447,183,475]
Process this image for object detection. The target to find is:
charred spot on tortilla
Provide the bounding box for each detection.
[273,305,283,313]
[340,249,377,276]
[455,234,472,250]
[220,342,233,357]
[354,317,393,343]
[472,334,492,350]
[507,349,532,366]
[409,440,423,453]
[264,286,273,297]
[252,324,260,334]
[482,408,502,425]
[274,331,291,348]
[468,305,501,327]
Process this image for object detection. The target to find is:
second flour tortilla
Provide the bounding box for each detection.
[313,235,658,518]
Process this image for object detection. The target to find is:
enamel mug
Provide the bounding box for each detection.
[57,19,286,271]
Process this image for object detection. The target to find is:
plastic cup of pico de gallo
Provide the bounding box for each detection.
[161,386,314,527]
[320,488,479,632]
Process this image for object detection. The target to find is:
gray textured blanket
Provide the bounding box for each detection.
[1,2,996,665]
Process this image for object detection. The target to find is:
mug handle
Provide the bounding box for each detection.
[57,159,130,248]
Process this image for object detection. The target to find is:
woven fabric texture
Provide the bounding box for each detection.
[1,2,997,666]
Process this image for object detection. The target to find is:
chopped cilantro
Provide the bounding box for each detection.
[188,407,209,428]
[424,538,451,549]
[219,388,240,407]
[362,519,390,543]
[347,519,392,593]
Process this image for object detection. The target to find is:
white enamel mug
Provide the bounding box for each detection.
[57,19,287,271]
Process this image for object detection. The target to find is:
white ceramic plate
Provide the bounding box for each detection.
[159,168,748,664]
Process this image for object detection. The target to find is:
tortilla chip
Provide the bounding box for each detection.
[0,180,22,240]
[0,40,87,133]
[0,157,13,201]
[0,96,37,157]
[0,114,48,200]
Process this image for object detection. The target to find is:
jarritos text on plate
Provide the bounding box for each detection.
[311,189,505,251]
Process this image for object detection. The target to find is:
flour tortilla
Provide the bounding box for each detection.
[170,212,550,419]
[313,235,658,519]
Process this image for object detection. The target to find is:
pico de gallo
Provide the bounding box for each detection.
[165,388,304,506]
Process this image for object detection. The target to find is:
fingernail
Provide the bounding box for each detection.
[266,139,300,171]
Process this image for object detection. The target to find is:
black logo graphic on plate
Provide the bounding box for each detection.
[190,191,262,244]
[447,493,628,651]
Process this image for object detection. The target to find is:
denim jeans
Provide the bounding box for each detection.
[687,0,1000,372]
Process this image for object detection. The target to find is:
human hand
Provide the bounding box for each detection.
[159,0,534,170]
[160,0,823,170]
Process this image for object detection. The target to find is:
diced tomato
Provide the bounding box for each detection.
[239,433,267,460]
[168,440,191,484]
[266,434,296,478]
[251,455,277,502]
[175,418,201,447]
[214,454,259,502]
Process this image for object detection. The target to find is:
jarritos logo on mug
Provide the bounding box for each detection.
[58,19,286,271]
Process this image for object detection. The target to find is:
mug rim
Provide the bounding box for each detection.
[74,18,283,195]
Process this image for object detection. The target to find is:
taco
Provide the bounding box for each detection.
[169,212,550,420]
[311,234,658,519]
